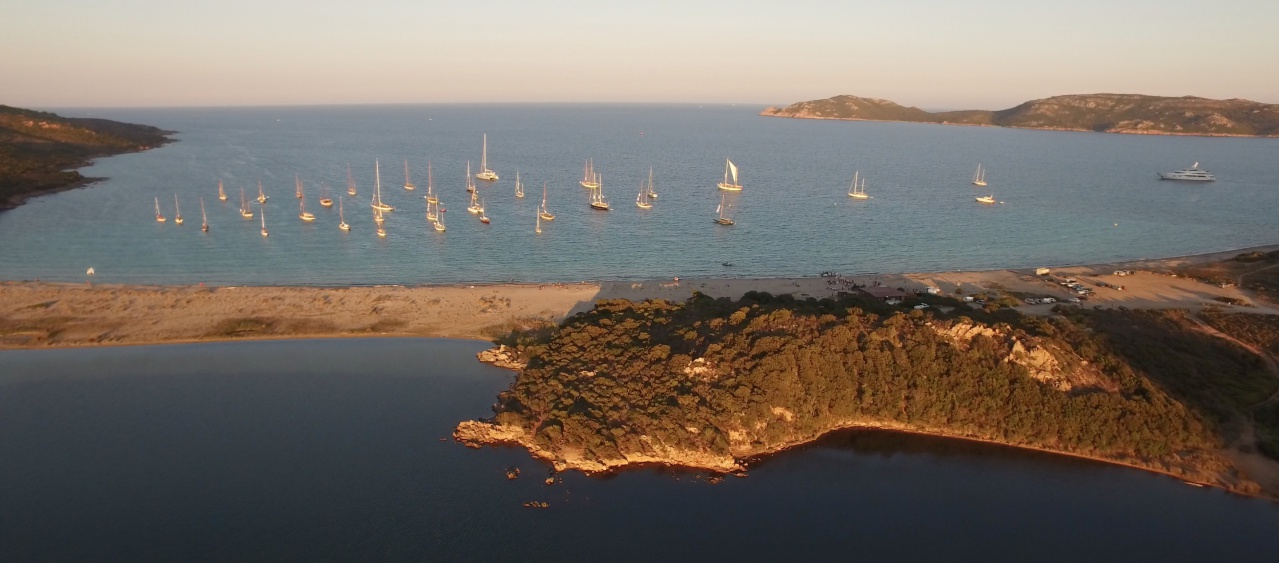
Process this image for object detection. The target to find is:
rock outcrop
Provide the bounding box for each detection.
[476,345,526,370]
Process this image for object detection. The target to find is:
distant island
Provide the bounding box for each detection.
[0,105,173,210]
[760,93,1279,137]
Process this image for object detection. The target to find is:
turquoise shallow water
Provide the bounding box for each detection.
[2,339,1278,561]
[1,104,1277,285]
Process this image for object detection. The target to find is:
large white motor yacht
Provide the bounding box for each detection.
[1158,162,1215,182]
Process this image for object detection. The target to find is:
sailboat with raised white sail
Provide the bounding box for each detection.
[714,193,734,225]
[371,160,394,212]
[972,164,987,187]
[717,159,742,191]
[154,196,166,222]
[847,171,869,200]
[514,170,525,198]
[173,194,184,225]
[580,159,600,189]
[539,182,555,221]
[475,134,498,181]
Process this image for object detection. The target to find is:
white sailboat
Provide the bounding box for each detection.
[319,183,333,207]
[217,179,227,201]
[433,205,446,232]
[260,207,268,237]
[975,193,996,204]
[465,161,477,193]
[467,189,483,214]
[154,196,166,222]
[847,171,869,200]
[173,194,184,225]
[404,159,416,190]
[376,207,387,238]
[535,212,542,235]
[539,182,555,221]
[200,198,208,232]
[295,174,303,199]
[347,163,357,196]
[426,197,438,222]
[972,164,987,187]
[298,181,315,222]
[339,196,350,231]
[257,180,268,204]
[371,160,394,212]
[717,159,742,191]
[514,170,525,198]
[714,193,734,225]
[475,134,498,181]
[590,175,610,210]
[479,198,490,224]
[239,187,254,218]
[645,166,658,199]
[580,159,600,189]
[636,177,652,209]
[424,161,438,204]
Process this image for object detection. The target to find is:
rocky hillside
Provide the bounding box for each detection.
[761,93,1279,136]
[0,105,173,210]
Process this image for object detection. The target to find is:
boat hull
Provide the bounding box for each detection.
[714,218,734,225]
[590,203,610,211]
[1158,173,1215,181]
[580,181,600,189]
[717,183,742,191]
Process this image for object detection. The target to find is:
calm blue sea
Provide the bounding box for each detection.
[2,339,1277,561]
[1,104,1277,285]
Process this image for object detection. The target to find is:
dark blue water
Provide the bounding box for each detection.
[2,339,1277,561]
[1,105,1277,285]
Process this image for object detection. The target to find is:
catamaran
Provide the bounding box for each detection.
[173,194,184,225]
[346,163,357,196]
[239,187,254,218]
[539,182,555,221]
[257,180,269,204]
[465,162,477,193]
[475,134,498,181]
[514,170,525,198]
[717,159,742,191]
[200,198,208,232]
[424,161,438,204]
[298,181,315,222]
[404,159,416,190]
[636,177,652,209]
[580,159,600,189]
[371,160,394,212]
[1159,162,1215,182]
[847,171,869,200]
[154,196,166,222]
[714,193,734,225]
[217,180,227,201]
[590,175,610,210]
[972,164,987,187]
[645,166,658,199]
[338,196,350,231]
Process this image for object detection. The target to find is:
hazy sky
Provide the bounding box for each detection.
[3,0,1276,108]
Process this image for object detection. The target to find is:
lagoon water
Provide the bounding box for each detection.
[2,339,1278,561]
[1,105,1277,285]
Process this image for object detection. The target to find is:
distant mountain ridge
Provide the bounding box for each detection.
[761,94,1279,137]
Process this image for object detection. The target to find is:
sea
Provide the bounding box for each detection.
[0,104,1277,285]
[2,339,1278,561]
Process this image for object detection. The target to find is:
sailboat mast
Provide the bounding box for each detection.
[375,159,382,205]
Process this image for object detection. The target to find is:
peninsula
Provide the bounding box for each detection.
[0,105,173,210]
[760,93,1279,137]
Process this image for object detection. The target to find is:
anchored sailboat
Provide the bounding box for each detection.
[200,198,208,232]
[217,180,227,201]
[173,194,184,225]
[319,183,333,207]
[580,159,600,189]
[975,193,996,204]
[465,161,477,193]
[590,175,610,211]
[260,207,268,237]
[371,160,394,212]
[475,134,498,181]
[636,176,652,209]
[376,207,387,238]
[535,212,542,235]
[339,196,350,231]
[154,196,166,222]
[295,175,303,199]
[467,189,483,214]
[257,180,268,204]
[426,197,438,222]
[717,159,742,191]
[539,182,555,221]
[298,181,315,221]
[433,206,446,232]
[847,171,869,200]
[645,166,658,199]
[239,187,254,218]
[424,161,438,204]
[346,163,357,196]
[714,193,734,225]
[479,198,490,224]
[972,164,987,187]
[515,170,525,198]
[404,159,416,190]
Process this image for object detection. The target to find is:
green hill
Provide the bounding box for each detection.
[761,93,1279,136]
[0,105,173,210]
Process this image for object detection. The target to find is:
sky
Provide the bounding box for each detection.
[2,0,1276,109]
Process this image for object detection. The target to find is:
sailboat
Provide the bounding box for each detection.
[173,194,184,225]
[403,160,416,190]
[371,160,395,211]
[154,196,166,222]
[260,207,268,237]
[257,180,268,204]
[975,193,996,204]
[426,197,438,222]
[514,170,525,198]
[298,181,315,222]
[847,171,869,200]
[346,163,358,196]
[580,159,600,189]
[539,182,556,221]
[645,166,658,199]
[714,193,735,225]
[972,164,987,187]
[479,198,490,224]
[433,205,446,232]
[717,159,742,191]
[589,175,610,210]
[319,183,333,207]
[636,177,652,209]
[535,212,542,235]
[424,161,438,204]
[217,180,227,201]
[339,196,350,231]
[239,187,254,218]
[200,198,208,232]
[376,207,387,238]
[295,175,303,199]
[465,162,477,193]
[467,189,483,214]
[475,134,498,181]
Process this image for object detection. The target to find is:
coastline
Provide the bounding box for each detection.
[758,111,1279,138]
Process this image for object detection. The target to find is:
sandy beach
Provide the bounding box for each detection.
[4,245,1278,349]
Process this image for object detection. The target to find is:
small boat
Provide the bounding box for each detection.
[713,193,734,225]
[338,196,350,231]
[426,198,438,222]
[154,196,166,222]
[479,200,491,224]
[319,183,333,207]
[346,163,358,196]
[847,171,869,200]
[434,207,446,232]
[200,198,209,232]
[539,182,556,221]
[173,194,184,225]
[535,211,542,234]
[217,180,227,201]
[580,159,600,189]
[295,174,303,199]
[589,176,610,211]
[975,194,996,204]
[371,160,395,211]
[404,159,416,190]
[239,187,254,218]
[1159,162,1215,182]
[257,180,268,204]
[972,164,987,187]
[514,170,525,198]
[475,134,498,181]
[645,166,658,199]
[298,182,315,222]
[467,189,483,214]
[424,161,438,204]
[636,177,652,209]
[260,207,268,237]
[717,159,742,191]
[465,161,477,193]
[376,210,387,238]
